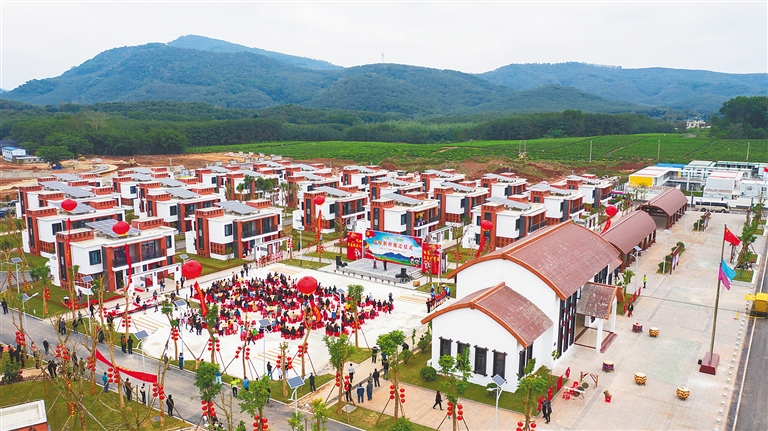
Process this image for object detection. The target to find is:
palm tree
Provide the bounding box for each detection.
[243,175,255,200]
[236,183,245,202]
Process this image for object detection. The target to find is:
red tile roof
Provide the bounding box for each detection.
[448,222,622,299]
[641,187,688,217]
[602,210,657,254]
[421,283,552,348]
[576,282,619,319]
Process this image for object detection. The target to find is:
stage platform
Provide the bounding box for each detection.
[334,258,424,285]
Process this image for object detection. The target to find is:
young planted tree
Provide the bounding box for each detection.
[29,265,51,316]
[161,300,180,360]
[203,303,221,366]
[517,359,548,431]
[194,362,224,427]
[243,174,255,200]
[323,334,354,415]
[346,284,364,348]
[236,183,246,202]
[438,348,472,431]
[239,375,272,429]
[309,398,329,431]
[278,341,290,398]
[376,330,406,419]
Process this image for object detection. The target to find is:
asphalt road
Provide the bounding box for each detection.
[731,235,768,431]
[0,312,358,431]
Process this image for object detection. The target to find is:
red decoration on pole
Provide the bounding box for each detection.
[476,220,493,259]
[296,276,318,295]
[605,205,618,217]
[61,199,77,212]
[112,220,131,236]
[182,260,203,279]
[313,195,325,206]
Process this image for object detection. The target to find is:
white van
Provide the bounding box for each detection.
[693,199,731,213]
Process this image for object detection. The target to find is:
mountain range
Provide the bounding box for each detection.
[3,35,765,117]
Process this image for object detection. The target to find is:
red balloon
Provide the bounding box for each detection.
[480,219,493,231]
[182,260,203,279]
[112,220,131,235]
[605,205,618,218]
[61,199,77,212]
[296,276,318,295]
[314,195,325,206]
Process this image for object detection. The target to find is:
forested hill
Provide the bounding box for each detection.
[167,35,342,70]
[1,43,646,116]
[480,62,768,114]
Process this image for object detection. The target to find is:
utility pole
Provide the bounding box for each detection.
[746,142,750,161]
[657,140,660,160]
[589,141,593,163]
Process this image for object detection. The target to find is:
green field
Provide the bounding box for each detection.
[186,134,766,166]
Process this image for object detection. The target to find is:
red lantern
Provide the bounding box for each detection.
[457,404,463,410]
[182,260,203,279]
[480,219,493,231]
[296,276,318,295]
[530,423,537,429]
[61,199,77,212]
[112,220,131,236]
[457,415,463,421]
[605,205,618,218]
[518,422,524,427]
[314,195,325,206]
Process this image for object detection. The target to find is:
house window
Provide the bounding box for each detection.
[518,343,535,378]
[130,186,137,195]
[400,214,406,225]
[457,342,470,368]
[492,350,507,379]
[170,205,178,216]
[474,346,488,375]
[166,236,172,248]
[52,222,63,235]
[89,250,101,265]
[224,224,233,236]
[439,337,452,358]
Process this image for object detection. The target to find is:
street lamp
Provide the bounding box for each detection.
[487,374,506,431]
[134,329,151,372]
[632,246,642,292]
[287,376,305,419]
[259,318,272,377]
[296,226,304,267]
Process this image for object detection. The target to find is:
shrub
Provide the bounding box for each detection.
[390,417,416,431]
[420,366,437,382]
[402,350,414,365]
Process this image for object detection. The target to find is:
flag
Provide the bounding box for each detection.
[724,227,740,246]
[194,281,208,318]
[124,244,134,295]
[719,259,736,290]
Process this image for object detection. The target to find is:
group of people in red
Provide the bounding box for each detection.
[191,271,395,342]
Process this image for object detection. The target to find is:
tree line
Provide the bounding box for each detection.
[709,96,768,139]
[1,100,680,162]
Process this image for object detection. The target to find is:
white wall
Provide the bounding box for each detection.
[37,219,59,244]
[208,218,232,245]
[185,231,197,256]
[496,213,520,239]
[544,197,563,219]
[384,209,405,232]
[445,195,464,215]
[71,244,104,275]
[156,201,178,222]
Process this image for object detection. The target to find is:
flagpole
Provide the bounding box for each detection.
[702,224,727,375]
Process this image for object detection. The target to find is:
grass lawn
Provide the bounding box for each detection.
[327,405,436,431]
[282,258,328,270]
[174,253,246,277]
[734,270,754,282]
[0,374,186,430]
[0,281,114,319]
[396,348,558,413]
[267,373,334,404]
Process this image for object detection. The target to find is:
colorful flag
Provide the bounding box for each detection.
[719,259,736,290]
[724,227,740,246]
[194,281,208,318]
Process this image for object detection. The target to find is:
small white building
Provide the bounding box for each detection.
[424,221,621,392]
[2,146,27,162]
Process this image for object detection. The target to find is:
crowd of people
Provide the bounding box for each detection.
[185,270,395,343]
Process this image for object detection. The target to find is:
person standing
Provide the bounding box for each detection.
[372,368,380,387]
[356,383,365,404]
[231,378,239,398]
[433,390,443,410]
[309,373,316,392]
[102,371,109,392]
[120,334,127,353]
[47,359,57,378]
[42,339,50,356]
[166,394,175,417]
[371,346,378,363]
[643,274,647,289]
[266,362,273,379]
[140,383,147,405]
[366,376,373,401]
[124,378,133,402]
[347,363,355,384]
[127,337,133,354]
[382,359,389,379]
[345,383,352,402]
[542,398,553,423]
[627,300,634,317]
[1,298,7,314]
[178,352,184,370]
[243,376,250,392]
[215,370,222,384]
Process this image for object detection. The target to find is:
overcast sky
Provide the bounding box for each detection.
[1,1,766,90]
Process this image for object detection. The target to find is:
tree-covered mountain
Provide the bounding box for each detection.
[1,43,647,116]
[480,62,767,115]
[167,35,341,70]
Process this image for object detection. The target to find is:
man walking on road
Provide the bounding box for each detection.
[1,298,7,314]
[166,394,175,417]
[124,378,133,402]
[309,373,316,392]
[102,371,109,392]
[42,339,50,356]
[542,398,553,423]
[127,337,133,354]
[348,363,355,384]
[433,390,443,410]
[178,352,184,370]
[382,359,389,379]
[120,334,127,353]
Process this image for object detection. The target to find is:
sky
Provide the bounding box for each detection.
[1,1,766,90]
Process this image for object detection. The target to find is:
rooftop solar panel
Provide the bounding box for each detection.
[315,186,351,197]
[302,173,326,181]
[383,177,410,186]
[41,181,95,198]
[486,196,532,210]
[55,173,80,181]
[86,219,141,238]
[130,174,153,181]
[52,201,96,214]
[166,188,200,199]
[382,193,422,206]
[442,182,476,193]
[132,167,152,174]
[217,201,259,215]
[157,177,186,187]
[238,170,265,178]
